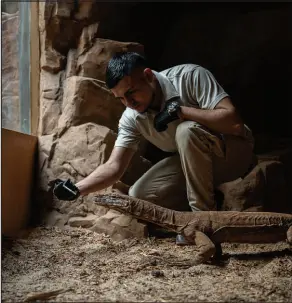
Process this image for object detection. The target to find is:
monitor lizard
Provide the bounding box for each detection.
[94,193,292,265]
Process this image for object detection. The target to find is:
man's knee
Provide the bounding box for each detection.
[175,121,211,151]
[128,183,141,199]
[175,121,195,146]
[129,181,173,201]
[128,182,147,200]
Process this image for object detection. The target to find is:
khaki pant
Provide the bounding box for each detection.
[129,121,256,211]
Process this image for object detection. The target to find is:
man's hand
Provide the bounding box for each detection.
[49,179,80,201]
[154,100,181,132]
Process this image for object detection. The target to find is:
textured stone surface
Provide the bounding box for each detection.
[76,38,144,80]
[37,133,55,190]
[1,12,20,131]
[257,147,292,168]
[218,161,289,213]
[90,210,148,241]
[60,207,150,241]
[68,214,99,228]
[57,76,125,134]
[45,210,69,228]
[39,71,64,135]
[257,147,292,205]
[65,49,77,79]
[41,41,66,74]
[37,123,116,199]
[77,23,99,57]
[48,123,117,181]
[54,1,75,19]
[42,1,80,55]
[111,214,132,227]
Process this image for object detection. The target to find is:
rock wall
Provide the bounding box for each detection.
[37,1,151,240]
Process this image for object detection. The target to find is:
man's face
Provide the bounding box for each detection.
[111,68,156,113]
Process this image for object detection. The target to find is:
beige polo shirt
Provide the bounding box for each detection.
[114,64,230,152]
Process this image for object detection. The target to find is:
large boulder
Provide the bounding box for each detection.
[57,76,125,135]
[218,161,289,213]
[48,123,116,182]
[89,210,148,242]
[67,210,148,241]
[76,38,144,80]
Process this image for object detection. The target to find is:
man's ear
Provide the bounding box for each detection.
[143,68,154,83]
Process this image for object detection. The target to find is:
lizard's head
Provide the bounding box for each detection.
[93,194,131,213]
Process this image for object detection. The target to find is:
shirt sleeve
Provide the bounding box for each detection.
[114,109,141,151]
[186,67,229,109]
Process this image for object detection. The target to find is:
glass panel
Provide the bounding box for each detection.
[2,1,31,134]
[2,1,20,131]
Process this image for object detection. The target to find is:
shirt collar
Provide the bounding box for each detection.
[153,71,180,102]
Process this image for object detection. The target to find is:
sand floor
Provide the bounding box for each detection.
[2,226,292,302]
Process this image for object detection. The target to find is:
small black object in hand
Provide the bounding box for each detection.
[50,178,80,201]
[154,100,181,132]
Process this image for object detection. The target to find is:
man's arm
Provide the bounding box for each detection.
[179,97,245,136]
[75,146,135,195]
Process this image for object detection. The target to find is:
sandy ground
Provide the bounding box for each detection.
[2,226,292,302]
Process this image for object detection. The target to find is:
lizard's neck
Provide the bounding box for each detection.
[126,199,189,232]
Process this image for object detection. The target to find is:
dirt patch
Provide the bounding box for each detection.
[2,227,292,302]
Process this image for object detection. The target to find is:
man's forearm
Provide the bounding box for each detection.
[75,162,121,195]
[180,106,244,136]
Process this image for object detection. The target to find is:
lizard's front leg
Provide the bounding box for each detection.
[183,230,216,265]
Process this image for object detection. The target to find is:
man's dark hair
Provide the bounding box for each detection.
[105,52,147,89]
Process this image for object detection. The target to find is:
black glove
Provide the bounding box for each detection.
[154,100,181,132]
[49,178,80,201]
